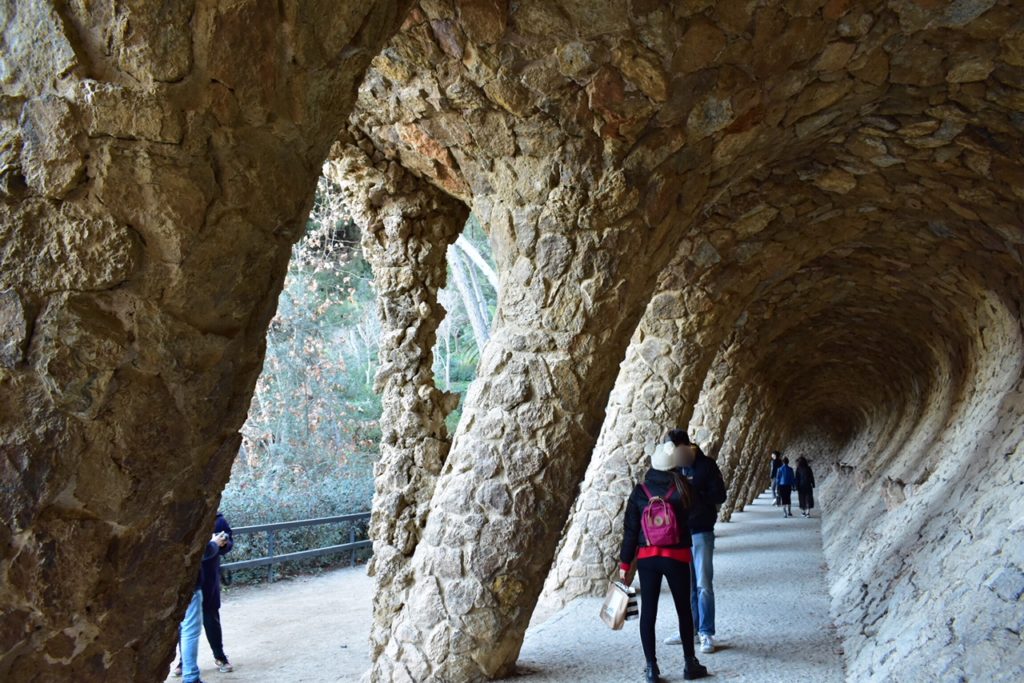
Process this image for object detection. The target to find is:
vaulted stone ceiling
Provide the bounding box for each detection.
[2,1,1022,682]
[343,3,1023,679]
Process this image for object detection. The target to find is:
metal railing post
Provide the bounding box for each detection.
[349,527,356,567]
[267,529,276,583]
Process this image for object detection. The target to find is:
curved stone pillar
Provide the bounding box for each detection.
[327,130,468,666]
[538,282,728,610]
[368,159,690,680]
[718,389,762,520]
[688,342,738,457]
[0,2,410,680]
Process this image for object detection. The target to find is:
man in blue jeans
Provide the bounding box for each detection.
[664,434,727,654]
[178,529,229,683]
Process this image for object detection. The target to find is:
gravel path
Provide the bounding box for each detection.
[165,490,843,682]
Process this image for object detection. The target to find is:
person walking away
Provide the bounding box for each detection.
[769,451,782,505]
[795,457,816,517]
[177,530,229,683]
[775,457,796,518]
[665,436,727,654]
[174,512,235,676]
[620,431,709,682]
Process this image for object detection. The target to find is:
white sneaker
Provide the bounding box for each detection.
[664,634,683,645]
[699,633,715,653]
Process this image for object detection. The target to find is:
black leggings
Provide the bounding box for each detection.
[638,556,695,664]
[203,604,227,662]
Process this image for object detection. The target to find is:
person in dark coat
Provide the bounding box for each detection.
[769,451,782,505]
[177,530,228,683]
[680,442,727,653]
[620,430,708,682]
[795,457,816,518]
[175,512,234,676]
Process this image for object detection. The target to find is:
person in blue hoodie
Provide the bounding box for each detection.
[775,457,796,518]
[174,513,234,678]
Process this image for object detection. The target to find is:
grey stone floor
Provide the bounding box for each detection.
[503,490,845,683]
[166,490,843,681]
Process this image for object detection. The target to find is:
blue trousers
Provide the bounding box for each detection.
[179,589,203,683]
[690,531,715,636]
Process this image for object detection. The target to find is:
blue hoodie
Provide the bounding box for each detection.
[775,464,795,487]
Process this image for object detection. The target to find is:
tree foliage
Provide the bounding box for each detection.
[219,175,497,578]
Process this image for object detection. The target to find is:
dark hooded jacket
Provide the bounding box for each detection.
[620,468,694,565]
[199,512,233,610]
[678,449,727,534]
[796,462,816,492]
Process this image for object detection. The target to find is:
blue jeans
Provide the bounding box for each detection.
[180,589,203,682]
[690,531,715,636]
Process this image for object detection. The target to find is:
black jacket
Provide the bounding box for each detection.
[620,468,693,565]
[796,464,816,491]
[199,512,233,609]
[678,451,727,534]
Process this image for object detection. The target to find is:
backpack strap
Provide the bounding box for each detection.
[641,482,674,501]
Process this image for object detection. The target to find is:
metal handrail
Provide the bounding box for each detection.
[221,511,371,582]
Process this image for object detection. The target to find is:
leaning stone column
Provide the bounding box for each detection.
[717,389,759,521]
[370,157,691,680]
[327,130,467,666]
[539,281,737,610]
[0,2,409,680]
[690,340,745,471]
[734,400,774,510]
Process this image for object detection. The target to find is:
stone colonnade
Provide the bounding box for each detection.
[2,2,1024,683]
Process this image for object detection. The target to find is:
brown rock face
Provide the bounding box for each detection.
[3,1,1024,683]
[0,1,412,680]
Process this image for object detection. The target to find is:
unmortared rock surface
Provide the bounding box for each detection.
[1,1,1023,682]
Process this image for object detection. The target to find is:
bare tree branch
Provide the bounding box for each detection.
[449,245,490,353]
[455,234,499,292]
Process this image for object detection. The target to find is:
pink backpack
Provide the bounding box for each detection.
[640,483,681,546]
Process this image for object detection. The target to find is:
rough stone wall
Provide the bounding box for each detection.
[326,130,468,670]
[0,2,411,680]
[814,293,1024,681]
[4,0,1024,681]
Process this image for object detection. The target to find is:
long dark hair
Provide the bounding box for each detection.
[671,472,695,510]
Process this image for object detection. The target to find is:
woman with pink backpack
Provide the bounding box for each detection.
[619,430,709,682]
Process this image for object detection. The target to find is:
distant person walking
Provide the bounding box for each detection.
[795,457,816,518]
[769,451,782,505]
[775,457,796,518]
[620,431,708,682]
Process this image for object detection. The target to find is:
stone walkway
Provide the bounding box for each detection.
[506,489,845,682]
[167,490,843,682]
